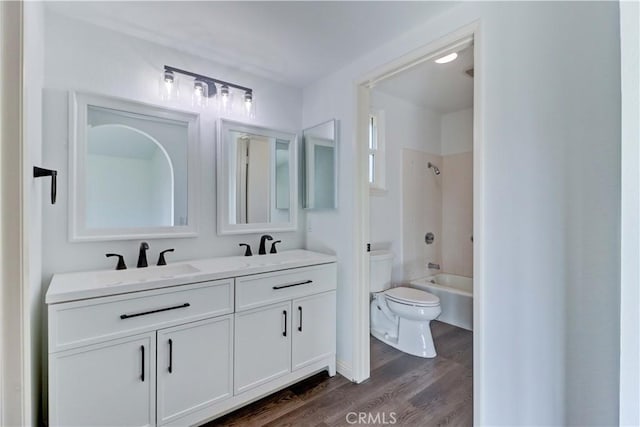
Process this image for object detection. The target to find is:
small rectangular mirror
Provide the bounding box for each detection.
[303,119,338,209]
[217,119,298,234]
[69,92,199,241]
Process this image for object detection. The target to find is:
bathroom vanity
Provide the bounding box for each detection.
[46,250,336,426]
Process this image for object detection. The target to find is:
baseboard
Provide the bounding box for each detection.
[336,358,353,381]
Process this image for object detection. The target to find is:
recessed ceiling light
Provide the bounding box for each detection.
[435,52,458,64]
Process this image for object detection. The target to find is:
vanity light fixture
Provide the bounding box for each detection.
[434,52,458,64]
[162,65,255,117]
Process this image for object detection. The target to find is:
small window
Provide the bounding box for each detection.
[368,110,385,192]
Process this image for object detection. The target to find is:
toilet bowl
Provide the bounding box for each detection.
[369,251,441,358]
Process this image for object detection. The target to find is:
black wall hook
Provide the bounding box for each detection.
[33,166,57,204]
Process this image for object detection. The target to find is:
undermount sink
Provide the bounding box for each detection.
[96,264,201,286]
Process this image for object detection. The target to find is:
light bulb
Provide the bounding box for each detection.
[219,84,231,114]
[192,80,208,108]
[243,91,255,118]
[160,70,178,101]
[435,52,458,64]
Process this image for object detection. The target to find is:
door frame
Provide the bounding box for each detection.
[0,1,31,426]
[619,1,640,424]
[351,21,484,423]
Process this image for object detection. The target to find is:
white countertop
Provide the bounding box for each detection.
[46,249,336,304]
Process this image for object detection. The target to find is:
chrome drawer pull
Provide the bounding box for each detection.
[120,303,190,320]
[272,280,313,290]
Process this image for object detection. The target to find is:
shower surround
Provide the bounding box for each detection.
[402,147,473,280]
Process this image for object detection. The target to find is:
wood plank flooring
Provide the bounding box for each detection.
[205,321,472,427]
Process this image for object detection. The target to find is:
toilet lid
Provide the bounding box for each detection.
[385,287,440,306]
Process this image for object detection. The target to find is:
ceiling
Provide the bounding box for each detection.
[45,1,459,88]
[373,45,474,114]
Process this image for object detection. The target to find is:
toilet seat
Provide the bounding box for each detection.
[384,286,440,307]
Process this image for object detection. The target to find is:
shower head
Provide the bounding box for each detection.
[428,162,441,176]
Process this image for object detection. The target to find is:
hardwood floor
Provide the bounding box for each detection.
[206,321,473,427]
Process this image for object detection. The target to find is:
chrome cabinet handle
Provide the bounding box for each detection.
[272,280,312,290]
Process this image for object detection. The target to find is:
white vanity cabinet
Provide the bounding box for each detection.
[49,332,156,427]
[48,279,234,427]
[233,263,337,396]
[234,301,292,394]
[46,251,337,427]
[292,291,337,371]
[156,316,234,425]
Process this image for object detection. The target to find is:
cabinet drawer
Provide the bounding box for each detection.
[236,263,336,311]
[49,279,233,352]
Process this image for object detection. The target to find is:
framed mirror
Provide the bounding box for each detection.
[303,119,338,209]
[69,91,199,241]
[217,119,298,235]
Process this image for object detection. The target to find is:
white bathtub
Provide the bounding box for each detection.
[409,273,473,331]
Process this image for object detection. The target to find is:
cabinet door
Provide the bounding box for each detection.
[292,291,336,371]
[156,315,233,425]
[49,333,155,427]
[234,301,291,394]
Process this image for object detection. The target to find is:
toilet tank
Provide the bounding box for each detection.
[369,250,394,292]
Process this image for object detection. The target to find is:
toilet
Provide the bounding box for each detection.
[369,250,441,358]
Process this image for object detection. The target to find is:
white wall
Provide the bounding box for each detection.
[562,2,620,423]
[303,2,620,425]
[619,1,640,425]
[441,108,473,155]
[42,11,304,283]
[369,90,441,282]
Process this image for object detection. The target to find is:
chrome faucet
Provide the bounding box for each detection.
[258,235,273,255]
[137,242,149,268]
[428,262,440,270]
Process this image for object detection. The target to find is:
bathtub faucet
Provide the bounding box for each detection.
[428,262,440,270]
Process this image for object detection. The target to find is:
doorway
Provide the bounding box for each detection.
[352,24,483,424]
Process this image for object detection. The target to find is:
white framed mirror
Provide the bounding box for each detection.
[69,91,200,241]
[303,119,338,209]
[217,119,298,235]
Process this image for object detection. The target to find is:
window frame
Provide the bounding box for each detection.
[368,109,386,194]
